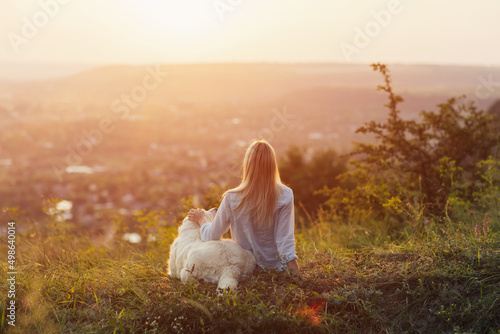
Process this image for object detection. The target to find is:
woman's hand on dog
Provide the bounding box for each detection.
[188,209,206,226]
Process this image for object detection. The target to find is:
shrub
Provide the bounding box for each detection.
[323,63,500,226]
[279,146,347,219]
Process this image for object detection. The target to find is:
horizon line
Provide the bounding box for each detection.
[2,60,500,69]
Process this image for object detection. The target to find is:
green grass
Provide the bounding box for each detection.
[1,213,499,333]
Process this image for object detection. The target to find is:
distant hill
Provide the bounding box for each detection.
[0,62,96,82]
[1,63,500,119]
[42,62,500,99]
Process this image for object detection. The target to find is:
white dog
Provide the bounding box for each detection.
[168,208,256,292]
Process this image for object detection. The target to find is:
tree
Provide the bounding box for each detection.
[324,63,499,221]
[279,145,347,218]
[487,99,500,118]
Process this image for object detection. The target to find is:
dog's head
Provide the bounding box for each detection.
[180,207,218,230]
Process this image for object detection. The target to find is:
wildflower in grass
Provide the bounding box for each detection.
[483,215,490,237]
[475,221,481,238]
[474,214,491,238]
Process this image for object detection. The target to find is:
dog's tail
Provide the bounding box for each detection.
[217,265,241,293]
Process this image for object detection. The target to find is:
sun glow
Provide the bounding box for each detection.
[128,0,216,35]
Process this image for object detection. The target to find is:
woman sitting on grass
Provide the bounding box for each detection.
[188,139,300,273]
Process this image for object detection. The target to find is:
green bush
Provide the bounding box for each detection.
[323,63,500,228]
[279,146,347,219]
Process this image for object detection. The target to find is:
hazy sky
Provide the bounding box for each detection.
[1,0,499,66]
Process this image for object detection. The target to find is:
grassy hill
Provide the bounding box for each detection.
[1,63,499,333]
[0,208,498,333]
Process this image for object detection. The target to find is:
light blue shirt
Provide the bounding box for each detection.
[200,185,297,271]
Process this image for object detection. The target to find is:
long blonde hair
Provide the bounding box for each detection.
[225,140,283,228]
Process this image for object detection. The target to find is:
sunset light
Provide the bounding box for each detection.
[1,1,499,332]
[127,0,216,35]
[2,1,500,66]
